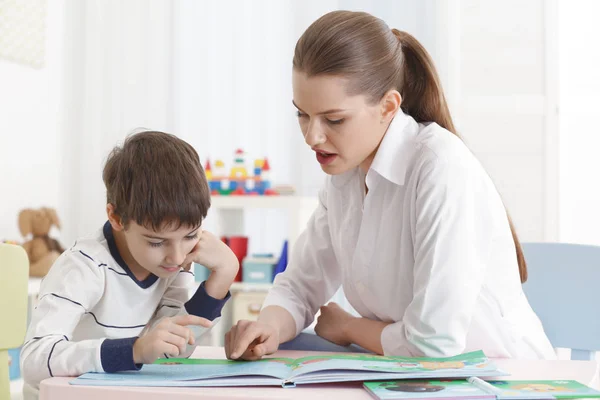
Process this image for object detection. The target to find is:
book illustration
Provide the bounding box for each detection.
[287,352,492,377]
[491,381,573,393]
[484,380,600,399]
[71,350,503,388]
[364,379,494,399]
[363,380,600,400]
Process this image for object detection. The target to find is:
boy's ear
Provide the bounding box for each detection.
[18,209,34,236]
[106,204,125,231]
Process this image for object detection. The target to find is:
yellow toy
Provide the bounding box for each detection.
[206,150,276,195]
[229,148,248,178]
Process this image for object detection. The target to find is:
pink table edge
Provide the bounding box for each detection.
[39,346,600,400]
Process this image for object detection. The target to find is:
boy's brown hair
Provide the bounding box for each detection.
[102,130,210,231]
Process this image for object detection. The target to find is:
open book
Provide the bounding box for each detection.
[71,350,504,388]
[363,379,600,400]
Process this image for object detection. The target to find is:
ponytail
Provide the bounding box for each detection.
[392,28,528,283]
[391,29,456,134]
[293,10,528,283]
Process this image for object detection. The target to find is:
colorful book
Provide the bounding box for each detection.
[71,350,503,388]
[363,379,600,400]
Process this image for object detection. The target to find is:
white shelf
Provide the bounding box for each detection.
[191,281,272,293]
[28,277,42,296]
[230,282,272,292]
[210,195,317,209]
[10,378,23,400]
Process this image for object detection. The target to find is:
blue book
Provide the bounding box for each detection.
[363,379,600,400]
[71,350,504,388]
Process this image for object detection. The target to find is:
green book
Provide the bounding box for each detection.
[71,350,503,388]
[363,379,600,400]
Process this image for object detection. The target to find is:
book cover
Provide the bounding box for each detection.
[363,379,496,399]
[485,380,600,399]
[363,379,600,400]
[70,350,504,388]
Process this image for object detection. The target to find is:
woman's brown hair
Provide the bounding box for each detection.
[293,10,527,282]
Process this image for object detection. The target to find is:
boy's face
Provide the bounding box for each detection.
[107,205,200,278]
[122,221,201,278]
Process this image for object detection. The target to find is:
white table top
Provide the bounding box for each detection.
[39,346,600,400]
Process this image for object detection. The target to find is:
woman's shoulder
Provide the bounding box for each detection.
[412,123,493,186]
[414,123,473,165]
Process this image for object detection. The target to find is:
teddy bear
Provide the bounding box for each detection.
[18,207,66,277]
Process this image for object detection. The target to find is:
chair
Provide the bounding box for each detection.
[0,244,28,400]
[522,242,600,360]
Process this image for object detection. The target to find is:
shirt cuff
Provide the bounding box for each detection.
[381,322,424,357]
[100,337,143,372]
[262,291,307,336]
[184,281,231,321]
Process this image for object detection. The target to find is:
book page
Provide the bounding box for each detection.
[71,358,294,387]
[288,351,497,380]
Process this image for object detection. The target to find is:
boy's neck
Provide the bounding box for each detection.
[112,229,151,281]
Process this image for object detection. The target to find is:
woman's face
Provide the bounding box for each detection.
[292,70,394,175]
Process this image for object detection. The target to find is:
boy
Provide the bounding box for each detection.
[20,131,239,399]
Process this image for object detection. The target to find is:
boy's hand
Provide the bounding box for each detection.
[133,315,212,364]
[183,230,239,299]
[185,231,239,276]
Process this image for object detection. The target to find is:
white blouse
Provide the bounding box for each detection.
[262,111,556,359]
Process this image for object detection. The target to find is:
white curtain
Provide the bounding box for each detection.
[55,0,446,318]
[59,0,175,244]
[59,0,444,254]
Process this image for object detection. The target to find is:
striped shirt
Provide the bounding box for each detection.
[20,221,229,399]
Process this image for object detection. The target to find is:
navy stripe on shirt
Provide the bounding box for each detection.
[25,334,69,347]
[107,267,128,276]
[102,221,158,289]
[79,250,94,262]
[76,251,133,277]
[42,293,147,329]
[47,338,66,377]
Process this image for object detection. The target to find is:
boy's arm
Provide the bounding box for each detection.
[21,252,140,388]
[147,269,233,356]
[147,230,238,356]
[152,270,231,322]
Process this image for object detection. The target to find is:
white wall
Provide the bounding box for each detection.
[0,0,65,241]
[172,0,443,255]
[1,0,564,250]
[450,0,558,242]
[558,0,600,245]
[58,0,174,246]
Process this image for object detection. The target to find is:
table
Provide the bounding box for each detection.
[40,347,600,400]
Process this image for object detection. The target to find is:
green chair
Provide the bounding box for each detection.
[0,244,28,400]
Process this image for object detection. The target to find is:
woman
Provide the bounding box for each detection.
[225,10,555,360]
